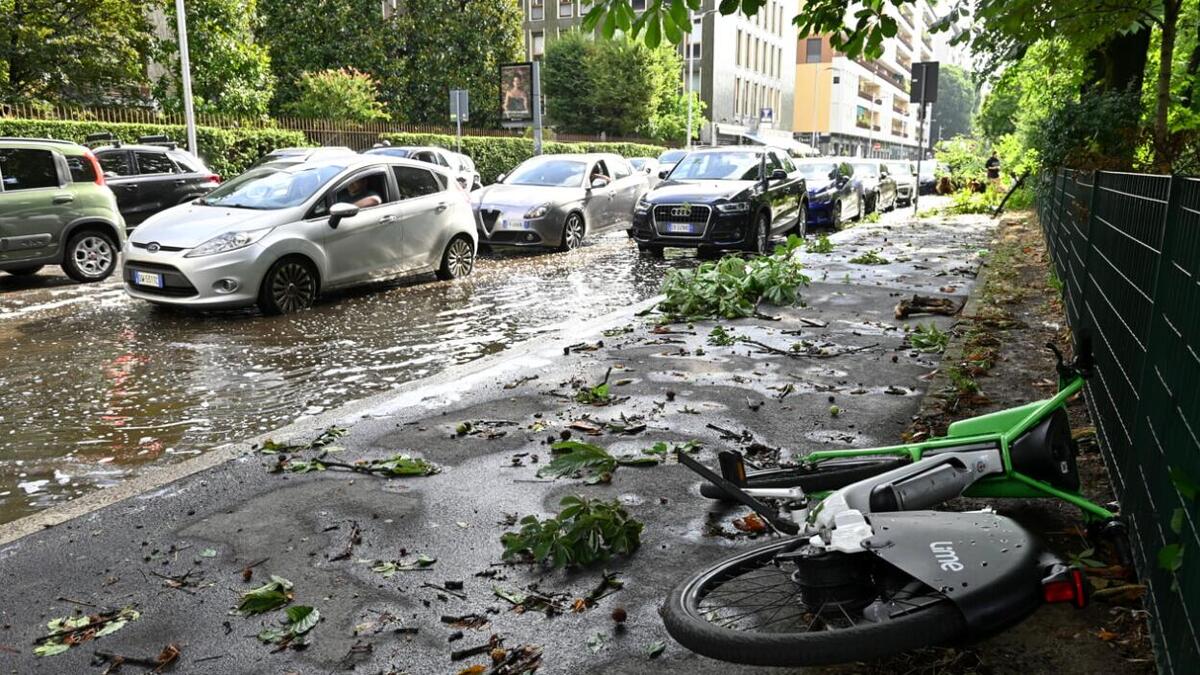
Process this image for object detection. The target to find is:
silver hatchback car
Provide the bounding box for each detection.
[122,155,477,314]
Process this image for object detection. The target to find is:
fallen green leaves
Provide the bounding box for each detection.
[259,426,347,454]
[34,607,141,657]
[257,605,320,650]
[274,453,439,477]
[365,554,436,578]
[849,249,889,265]
[707,325,740,346]
[643,439,702,457]
[907,323,950,353]
[658,235,811,321]
[501,495,643,568]
[238,575,294,615]
[806,233,835,254]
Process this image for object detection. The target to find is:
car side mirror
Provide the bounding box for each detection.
[496,172,506,183]
[658,169,670,179]
[836,175,849,186]
[328,202,359,229]
[590,176,611,189]
[770,168,789,181]
[644,166,654,174]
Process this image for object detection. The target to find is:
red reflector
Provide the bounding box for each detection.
[207,174,222,183]
[1043,569,1087,608]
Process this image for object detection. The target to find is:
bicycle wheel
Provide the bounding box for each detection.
[699,456,910,500]
[661,538,966,667]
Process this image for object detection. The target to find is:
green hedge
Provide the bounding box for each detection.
[0,119,307,178]
[378,132,668,185]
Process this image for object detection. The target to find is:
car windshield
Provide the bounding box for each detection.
[200,165,344,209]
[887,163,912,176]
[504,158,587,187]
[669,151,762,181]
[852,162,880,179]
[797,162,837,181]
[658,150,687,164]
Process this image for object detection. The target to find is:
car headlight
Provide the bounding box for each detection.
[634,197,651,213]
[716,201,751,213]
[185,228,274,258]
[524,203,551,219]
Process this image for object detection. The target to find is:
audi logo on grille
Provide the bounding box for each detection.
[670,206,692,217]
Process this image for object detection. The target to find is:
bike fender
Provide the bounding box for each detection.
[864,511,1053,633]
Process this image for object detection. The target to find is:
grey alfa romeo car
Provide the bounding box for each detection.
[471,153,648,251]
[123,155,477,314]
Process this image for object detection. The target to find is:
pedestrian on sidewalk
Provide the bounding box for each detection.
[986,150,1002,191]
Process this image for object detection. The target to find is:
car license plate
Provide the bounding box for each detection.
[667,222,697,234]
[134,271,163,288]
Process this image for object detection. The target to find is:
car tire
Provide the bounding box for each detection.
[558,213,585,252]
[62,230,118,283]
[748,211,771,254]
[830,201,843,229]
[257,256,318,316]
[6,265,43,277]
[794,200,808,238]
[436,235,475,280]
[637,244,664,258]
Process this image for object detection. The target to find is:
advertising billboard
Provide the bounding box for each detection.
[499,62,534,123]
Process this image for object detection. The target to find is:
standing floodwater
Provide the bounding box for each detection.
[0,235,684,524]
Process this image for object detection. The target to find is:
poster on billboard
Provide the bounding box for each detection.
[499,62,534,123]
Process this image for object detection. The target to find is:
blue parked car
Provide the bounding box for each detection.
[796,159,864,228]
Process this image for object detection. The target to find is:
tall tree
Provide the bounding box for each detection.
[932,64,976,141]
[376,0,523,126]
[157,0,275,117]
[543,32,704,142]
[0,0,158,104]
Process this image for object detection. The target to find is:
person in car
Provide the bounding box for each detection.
[340,177,382,208]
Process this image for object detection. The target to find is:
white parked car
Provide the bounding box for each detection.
[123,155,477,314]
[366,145,480,191]
[885,161,917,206]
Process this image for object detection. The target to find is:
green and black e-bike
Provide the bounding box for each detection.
[662,340,1125,667]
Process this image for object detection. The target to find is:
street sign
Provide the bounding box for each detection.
[759,107,774,123]
[449,89,469,123]
[910,61,939,104]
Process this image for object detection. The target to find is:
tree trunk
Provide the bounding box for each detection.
[1154,0,1182,169]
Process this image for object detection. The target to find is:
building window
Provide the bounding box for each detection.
[558,0,572,19]
[735,30,742,67]
[733,77,740,114]
[529,0,544,21]
[806,38,821,64]
[531,30,544,59]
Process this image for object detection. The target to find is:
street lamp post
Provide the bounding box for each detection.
[174,0,197,156]
[685,9,720,148]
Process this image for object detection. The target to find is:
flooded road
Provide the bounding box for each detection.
[0,234,688,524]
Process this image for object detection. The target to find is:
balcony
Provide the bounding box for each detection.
[893,101,909,116]
[898,30,913,52]
[899,7,915,28]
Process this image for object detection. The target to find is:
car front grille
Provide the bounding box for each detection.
[131,241,186,252]
[479,209,501,231]
[652,203,710,237]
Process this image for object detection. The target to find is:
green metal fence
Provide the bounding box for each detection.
[1039,169,1199,673]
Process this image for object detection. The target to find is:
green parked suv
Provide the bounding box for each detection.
[0,137,125,282]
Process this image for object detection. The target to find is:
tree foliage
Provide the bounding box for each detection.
[157,0,276,117]
[0,0,158,104]
[543,32,704,142]
[283,68,388,122]
[933,64,975,142]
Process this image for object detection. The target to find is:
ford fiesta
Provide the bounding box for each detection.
[123,155,477,314]
[630,147,807,256]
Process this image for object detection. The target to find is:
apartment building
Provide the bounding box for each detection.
[793,0,956,159]
[520,1,799,143]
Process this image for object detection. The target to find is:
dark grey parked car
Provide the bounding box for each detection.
[92,135,221,228]
[471,153,648,252]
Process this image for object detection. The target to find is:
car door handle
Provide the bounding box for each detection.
[435,203,448,212]
[379,215,398,223]
[52,194,74,204]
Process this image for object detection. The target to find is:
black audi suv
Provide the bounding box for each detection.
[631,146,807,256]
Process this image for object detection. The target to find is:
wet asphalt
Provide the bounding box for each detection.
[0,203,1042,675]
[0,234,697,525]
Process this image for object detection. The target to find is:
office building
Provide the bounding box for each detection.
[520,1,801,148]
[793,0,960,159]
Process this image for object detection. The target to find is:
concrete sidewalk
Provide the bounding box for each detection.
[0,214,997,674]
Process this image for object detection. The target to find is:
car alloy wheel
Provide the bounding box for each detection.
[796,201,808,237]
[270,261,317,314]
[755,213,769,254]
[72,235,115,279]
[831,201,842,229]
[561,214,585,251]
[441,237,475,279]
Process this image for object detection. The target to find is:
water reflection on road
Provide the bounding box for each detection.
[0,234,688,524]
